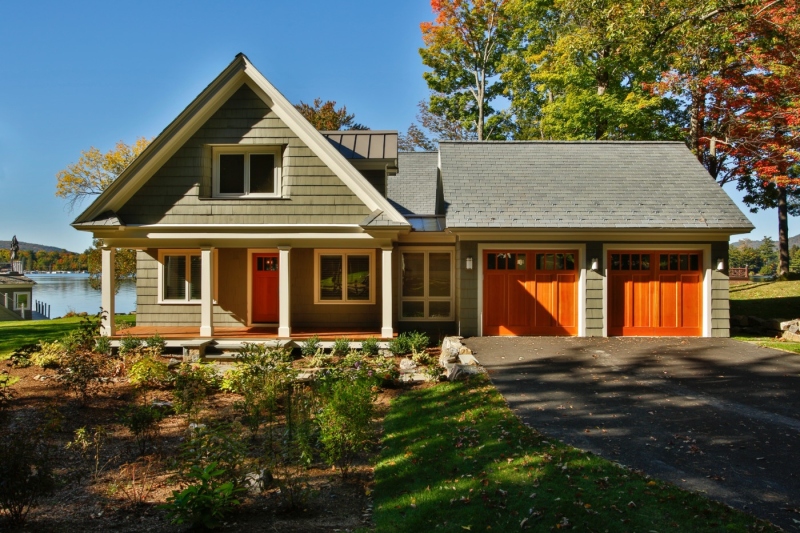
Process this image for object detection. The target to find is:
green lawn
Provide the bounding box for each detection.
[729,279,800,319]
[0,315,135,358]
[373,376,777,532]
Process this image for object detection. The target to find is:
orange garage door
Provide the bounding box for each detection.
[483,250,578,336]
[608,251,702,336]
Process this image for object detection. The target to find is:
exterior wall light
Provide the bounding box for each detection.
[717,258,725,271]
[591,258,599,271]
[466,256,474,270]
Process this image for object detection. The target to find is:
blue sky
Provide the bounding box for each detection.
[0,1,789,253]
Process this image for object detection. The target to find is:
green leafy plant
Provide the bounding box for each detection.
[300,335,322,357]
[119,333,143,356]
[128,356,171,390]
[0,425,56,526]
[331,337,351,356]
[388,333,411,356]
[56,349,108,405]
[317,377,376,477]
[31,341,64,369]
[411,350,434,366]
[172,363,218,419]
[177,423,248,488]
[361,336,380,356]
[407,331,430,355]
[94,335,112,356]
[144,333,166,354]
[73,311,103,350]
[119,404,166,455]
[0,374,18,421]
[341,351,365,370]
[162,462,245,530]
[66,426,111,481]
[370,356,399,385]
[308,352,333,368]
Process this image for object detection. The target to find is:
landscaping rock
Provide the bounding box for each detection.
[784,331,800,342]
[445,363,486,381]
[458,353,480,365]
[440,337,462,362]
[790,324,799,334]
[167,358,181,369]
[399,358,417,373]
[244,470,270,495]
[780,319,800,331]
[152,400,173,409]
[458,346,473,355]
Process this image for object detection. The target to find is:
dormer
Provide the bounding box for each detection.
[322,131,398,197]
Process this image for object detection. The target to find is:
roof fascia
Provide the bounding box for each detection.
[74,56,252,225]
[240,59,408,226]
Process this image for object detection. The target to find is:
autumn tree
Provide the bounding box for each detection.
[55,139,147,287]
[420,0,518,140]
[56,138,149,210]
[295,98,368,130]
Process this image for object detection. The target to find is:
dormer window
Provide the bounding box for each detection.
[212,146,282,198]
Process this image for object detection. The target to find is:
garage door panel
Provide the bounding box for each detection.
[484,274,507,331]
[557,273,577,327]
[533,274,554,328]
[681,273,701,328]
[507,274,529,328]
[659,274,679,329]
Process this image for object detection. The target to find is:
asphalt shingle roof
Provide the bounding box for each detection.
[387,152,439,216]
[439,141,754,231]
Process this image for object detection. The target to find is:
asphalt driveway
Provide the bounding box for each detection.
[464,337,800,530]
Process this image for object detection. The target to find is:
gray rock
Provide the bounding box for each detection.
[458,346,473,355]
[167,358,181,369]
[458,353,480,366]
[790,324,799,334]
[780,319,800,331]
[783,331,800,342]
[399,358,417,373]
[244,470,270,495]
[445,363,486,381]
[152,400,173,409]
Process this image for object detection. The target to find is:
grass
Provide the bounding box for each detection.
[0,315,136,358]
[733,335,800,354]
[373,376,777,533]
[729,279,800,319]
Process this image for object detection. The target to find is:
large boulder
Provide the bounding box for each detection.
[445,363,486,381]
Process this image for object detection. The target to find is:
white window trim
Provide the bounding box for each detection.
[399,248,455,321]
[157,250,218,305]
[314,249,376,305]
[13,291,29,311]
[212,145,282,198]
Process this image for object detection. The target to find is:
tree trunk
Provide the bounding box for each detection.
[778,185,790,278]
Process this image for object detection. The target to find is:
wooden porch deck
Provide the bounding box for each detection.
[114,326,393,341]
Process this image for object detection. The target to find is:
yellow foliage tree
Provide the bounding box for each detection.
[55,138,150,210]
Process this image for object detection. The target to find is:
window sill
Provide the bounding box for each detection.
[200,195,289,201]
[157,300,203,305]
[313,300,376,305]
[399,317,455,322]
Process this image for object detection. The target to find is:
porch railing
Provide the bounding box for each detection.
[729,266,749,280]
[1,293,25,319]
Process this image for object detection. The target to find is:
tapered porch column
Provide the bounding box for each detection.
[278,246,291,338]
[100,247,116,337]
[381,247,393,338]
[200,248,214,338]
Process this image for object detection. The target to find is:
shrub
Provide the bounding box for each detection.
[172,363,218,418]
[72,312,103,351]
[94,335,112,356]
[341,351,365,370]
[144,333,166,354]
[0,374,18,421]
[412,350,434,366]
[66,426,110,481]
[31,341,64,369]
[119,333,143,356]
[370,357,399,385]
[308,352,333,368]
[119,404,166,455]
[361,336,380,356]
[407,331,430,355]
[300,335,321,357]
[162,462,245,530]
[388,333,411,355]
[177,423,248,488]
[317,377,376,477]
[128,356,171,390]
[114,459,156,507]
[0,425,55,526]
[231,345,296,435]
[331,337,351,356]
[56,349,108,405]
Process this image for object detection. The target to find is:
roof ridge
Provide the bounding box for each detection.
[439,140,686,145]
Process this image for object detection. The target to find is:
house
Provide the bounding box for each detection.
[72,54,753,343]
[0,270,35,321]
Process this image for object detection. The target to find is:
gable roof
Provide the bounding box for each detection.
[387,152,439,216]
[440,141,754,232]
[73,54,408,228]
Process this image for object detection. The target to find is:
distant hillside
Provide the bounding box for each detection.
[0,240,73,254]
[731,235,800,249]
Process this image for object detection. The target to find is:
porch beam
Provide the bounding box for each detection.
[381,247,393,338]
[278,246,291,338]
[200,247,214,337]
[101,247,116,337]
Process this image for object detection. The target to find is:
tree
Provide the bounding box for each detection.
[55,138,150,210]
[294,98,368,130]
[398,123,437,152]
[420,0,518,140]
[398,99,477,151]
[55,140,147,287]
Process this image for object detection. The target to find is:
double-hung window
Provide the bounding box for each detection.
[314,249,375,304]
[212,146,281,198]
[160,252,202,303]
[13,292,29,311]
[400,250,454,320]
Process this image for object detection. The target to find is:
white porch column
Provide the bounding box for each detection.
[101,247,116,337]
[200,248,214,338]
[278,246,291,338]
[381,247,393,338]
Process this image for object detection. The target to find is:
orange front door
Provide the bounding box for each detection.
[608,251,702,336]
[483,250,578,336]
[252,254,279,323]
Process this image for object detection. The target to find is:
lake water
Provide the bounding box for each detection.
[27,273,137,319]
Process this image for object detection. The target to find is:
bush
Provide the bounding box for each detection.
[407,331,430,355]
[370,357,399,385]
[162,463,245,530]
[331,337,351,356]
[231,345,296,435]
[128,356,171,390]
[0,425,55,526]
[0,375,18,421]
[66,426,109,481]
[388,333,411,356]
[361,336,380,356]
[341,351,365,370]
[119,333,143,356]
[317,377,376,477]
[177,423,248,488]
[94,335,112,356]
[144,333,166,354]
[72,312,103,351]
[119,404,166,455]
[31,341,64,369]
[300,335,321,357]
[56,349,108,405]
[172,363,218,418]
